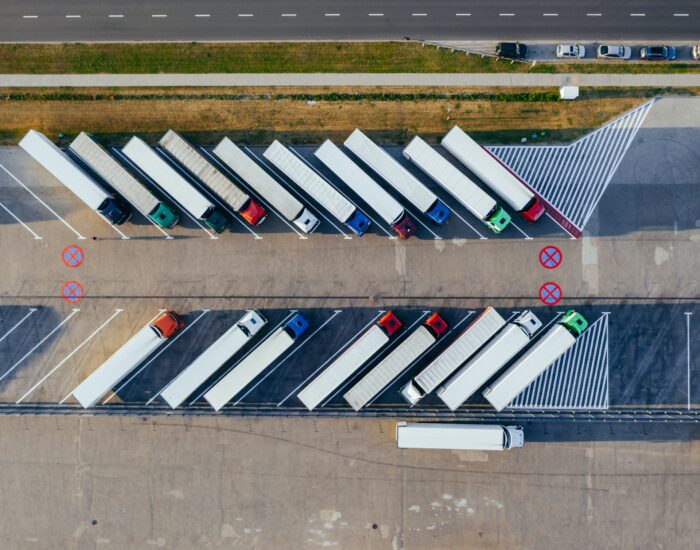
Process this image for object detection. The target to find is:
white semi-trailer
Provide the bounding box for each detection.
[437,311,542,411]
[400,307,506,405]
[344,129,451,224]
[441,125,545,222]
[263,140,371,236]
[403,136,511,234]
[343,313,448,411]
[19,129,131,225]
[297,311,402,411]
[314,140,416,239]
[158,130,268,226]
[161,311,267,409]
[69,132,179,229]
[483,310,589,411]
[121,136,230,233]
[204,314,309,411]
[396,422,524,451]
[72,311,184,408]
[212,138,319,233]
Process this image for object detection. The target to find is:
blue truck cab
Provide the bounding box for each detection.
[345,210,371,236]
[99,197,132,225]
[425,199,451,225]
[284,314,310,340]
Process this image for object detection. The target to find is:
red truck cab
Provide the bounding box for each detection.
[378,311,402,336]
[239,198,268,226]
[521,198,545,222]
[151,311,185,339]
[424,312,449,337]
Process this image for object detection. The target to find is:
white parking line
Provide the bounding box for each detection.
[0,199,42,239]
[104,309,210,404]
[152,14,168,18]
[674,13,689,17]
[455,13,471,17]
[238,14,254,17]
[65,15,81,19]
[277,310,386,407]
[434,195,487,239]
[543,13,558,17]
[195,14,211,18]
[112,148,218,240]
[281,13,296,17]
[22,15,38,19]
[586,13,602,17]
[324,14,341,17]
[412,13,428,17]
[16,309,123,404]
[630,13,645,17]
[200,147,307,239]
[189,310,299,405]
[0,308,38,344]
[0,161,86,239]
[686,312,693,410]
[108,14,124,18]
[0,309,80,386]
[369,13,384,17]
[97,212,130,239]
[233,310,343,406]
[499,13,515,17]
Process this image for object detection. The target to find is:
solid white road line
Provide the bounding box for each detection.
[586,13,602,17]
[195,14,211,18]
[0,309,38,345]
[369,13,384,17]
[630,13,646,17]
[108,15,124,18]
[0,161,86,239]
[17,309,123,403]
[238,14,254,17]
[152,14,168,18]
[281,14,296,17]
[0,199,42,239]
[22,15,38,19]
[686,312,693,410]
[0,309,80,385]
[65,15,81,19]
[455,13,471,17]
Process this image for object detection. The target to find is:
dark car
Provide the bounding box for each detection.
[496,42,528,59]
[640,45,676,60]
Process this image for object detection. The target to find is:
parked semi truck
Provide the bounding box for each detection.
[204,314,309,411]
[437,311,542,411]
[396,422,524,451]
[441,125,545,222]
[344,313,448,411]
[121,136,230,233]
[483,310,589,411]
[161,310,267,409]
[403,136,511,234]
[344,129,451,224]
[72,311,184,408]
[69,132,179,229]
[19,129,131,224]
[298,311,402,411]
[314,140,416,239]
[212,138,320,233]
[158,130,267,226]
[263,140,371,236]
[400,307,506,405]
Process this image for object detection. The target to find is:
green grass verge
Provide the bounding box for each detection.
[1,42,699,74]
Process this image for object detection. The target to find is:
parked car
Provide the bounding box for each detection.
[640,45,676,60]
[496,42,528,59]
[597,45,632,60]
[692,45,699,60]
[556,44,586,58]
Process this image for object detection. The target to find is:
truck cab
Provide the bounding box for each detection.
[345,210,371,236]
[239,198,268,226]
[294,209,321,233]
[559,310,588,337]
[425,199,451,225]
[151,311,185,339]
[425,312,449,338]
[503,426,525,449]
[378,311,402,336]
[100,197,132,225]
[203,207,231,233]
[392,213,417,239]
[513,310,542,338]
[284,313,310,340]
[521,197,545,222]
[150,202,180,229]
[238,310,267,338]
[484,207,511,234]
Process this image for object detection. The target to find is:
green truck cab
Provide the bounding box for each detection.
[149,202,180,229]
[559,310,588,338]
[484,207,512,233]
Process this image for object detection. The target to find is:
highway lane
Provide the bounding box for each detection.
[1,1,698,41]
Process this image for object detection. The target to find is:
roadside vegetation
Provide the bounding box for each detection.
[0,43,699,74]
[0,86,657,146]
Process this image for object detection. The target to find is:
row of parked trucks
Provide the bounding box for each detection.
[18,126,545,239]
[69,307,588,413]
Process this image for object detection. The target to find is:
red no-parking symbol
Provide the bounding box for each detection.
[539,245,562,269]
[62,281,84,304]
[62,245,84,268]
[539,282,562,305]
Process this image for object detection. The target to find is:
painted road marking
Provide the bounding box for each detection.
[539,282,562,305]
[0,161,86,239]
[22,15,38,19]
[0,308,38,345]
[104,310,211,404]
[108,15,124,18]
[62,281,84,304]
[0,198,42,239]
[238,14,254,17]
[687,312,693,410]
[112,148,218,240]
[281,14,296,17]
[155,146,261,240]
[201,147,307,240]
[195,14,211,18]
[65,15,81,19]
[278,310,386,407]
[0,309,80,386]
[62,245,84,268]
[511,313,610,409]
[369,13,384,17]
[232,310,343,406]
[189,310,299,406]
[17,309,123,403]
[539,245,562,269]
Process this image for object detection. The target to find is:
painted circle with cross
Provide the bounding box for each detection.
[62,281,84,304]
[539,282,562,306]
[62,245,84,268]
[539,245,562,269]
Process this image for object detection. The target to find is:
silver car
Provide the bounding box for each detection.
[597,45,632,59]
[556,44,586,58]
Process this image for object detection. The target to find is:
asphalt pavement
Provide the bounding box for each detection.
[1,0,699,41]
